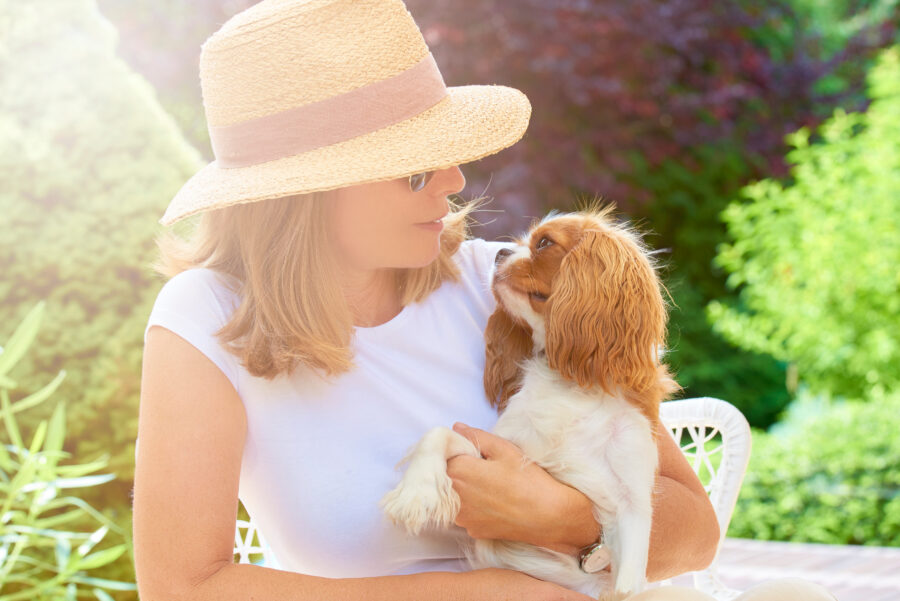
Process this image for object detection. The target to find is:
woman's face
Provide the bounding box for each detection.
[327,165,466,272]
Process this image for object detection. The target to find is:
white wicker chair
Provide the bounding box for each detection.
[234,515,280,569]
[656,397,752,600]
[235,396,751,600]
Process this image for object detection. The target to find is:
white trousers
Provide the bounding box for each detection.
[627,578,836,600]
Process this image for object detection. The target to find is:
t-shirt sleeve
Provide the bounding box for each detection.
[464,237,517,291]
[143,269,241,395]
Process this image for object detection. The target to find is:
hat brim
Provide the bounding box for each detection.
[159,84,531,226]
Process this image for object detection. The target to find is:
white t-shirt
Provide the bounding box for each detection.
[143,238,513,577]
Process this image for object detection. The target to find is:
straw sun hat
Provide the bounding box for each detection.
[159,0,532,226]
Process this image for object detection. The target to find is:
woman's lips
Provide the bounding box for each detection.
[415,219,444,232]
[415,214,447,231]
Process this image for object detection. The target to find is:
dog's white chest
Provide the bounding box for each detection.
[491,359,643,470]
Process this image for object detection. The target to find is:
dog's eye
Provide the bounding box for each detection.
[530,291,549,302]
[536,236,554,250]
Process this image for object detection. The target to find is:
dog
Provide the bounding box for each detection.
[381,204,679,599]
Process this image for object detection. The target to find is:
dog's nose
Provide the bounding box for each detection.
[494,248,513,266]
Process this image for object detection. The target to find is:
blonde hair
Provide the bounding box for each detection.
[151,191,482,379]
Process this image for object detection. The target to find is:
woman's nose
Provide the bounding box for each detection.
[429,165,465,197]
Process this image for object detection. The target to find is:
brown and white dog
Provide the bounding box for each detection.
[381,205,679,599]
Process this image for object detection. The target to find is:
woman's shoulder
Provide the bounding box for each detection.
[163,266,239,292]
[155,268,240,311]
[145,268,241,345]
[144,268,243,391]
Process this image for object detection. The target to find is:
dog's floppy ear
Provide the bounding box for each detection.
[484,306,533,412]
[545,229,669,421]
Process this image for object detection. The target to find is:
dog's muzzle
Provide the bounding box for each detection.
[494,247,514,266]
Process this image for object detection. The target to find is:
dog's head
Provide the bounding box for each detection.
[483,204,679,421]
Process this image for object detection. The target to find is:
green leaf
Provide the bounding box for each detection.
[7,456,37,501]
[4,526,92,540]
[76,525,109,558]
[65,575,137,591]
[54,457,109,479]
[34,509,85,530]
[45,401,67,456]
[28,421,47,456]
[55,538,71,572]
[52,474,116,489]
[0,302,45,378]
[76,544,126,571]
[0,441,14,472]
[93,588,116,601]
[1,389,23,450]
[7,370,67,416]
[41,496,122,533]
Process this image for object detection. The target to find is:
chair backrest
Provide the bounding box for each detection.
[235,396,752,585]
[659,397,752,550]
[658,397,752,599]
[234,517,272,567]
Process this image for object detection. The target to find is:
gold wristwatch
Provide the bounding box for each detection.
[578,537,611,573]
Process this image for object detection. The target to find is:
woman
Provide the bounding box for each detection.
[133,1,832,600]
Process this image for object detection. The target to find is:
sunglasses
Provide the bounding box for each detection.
[408,171,435,192]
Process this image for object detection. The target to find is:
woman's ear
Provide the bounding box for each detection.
[545,230,668,410]
[484,306,533,411]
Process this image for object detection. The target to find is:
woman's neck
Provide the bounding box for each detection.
[340,267,403,328]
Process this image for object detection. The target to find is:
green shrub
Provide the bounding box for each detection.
[709,46,900,400]
[729,388,900,546]
[0,302,135,599]
[0,3,204,585]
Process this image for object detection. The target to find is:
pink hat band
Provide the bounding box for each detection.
[208,53,448,168]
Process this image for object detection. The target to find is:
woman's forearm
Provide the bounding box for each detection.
[178,563,464,601]
[534,482,600,555]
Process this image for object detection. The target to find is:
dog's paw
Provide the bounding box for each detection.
[380,473,460,535]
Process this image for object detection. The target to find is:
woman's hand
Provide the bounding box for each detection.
[463,568,597,601]
[447,423,600,554]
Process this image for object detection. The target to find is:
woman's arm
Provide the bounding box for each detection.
[645,422,721,580]
[185,565,600,601]
[448,421,720,582]
[134,327,594,601]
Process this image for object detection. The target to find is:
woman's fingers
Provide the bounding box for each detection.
[452,422,522,459]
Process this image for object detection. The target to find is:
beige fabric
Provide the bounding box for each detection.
[626,586,717,601]
[731,578,837,601]
[625,579,836,601]
[209,53,447,167]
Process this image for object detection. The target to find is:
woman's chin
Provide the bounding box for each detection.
[403,242,442,269]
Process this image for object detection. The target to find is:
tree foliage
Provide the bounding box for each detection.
[709,46,900,400]
[0,4,203,587]
[0,0,201,476]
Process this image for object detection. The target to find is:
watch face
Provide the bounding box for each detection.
[582,544,612,573]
